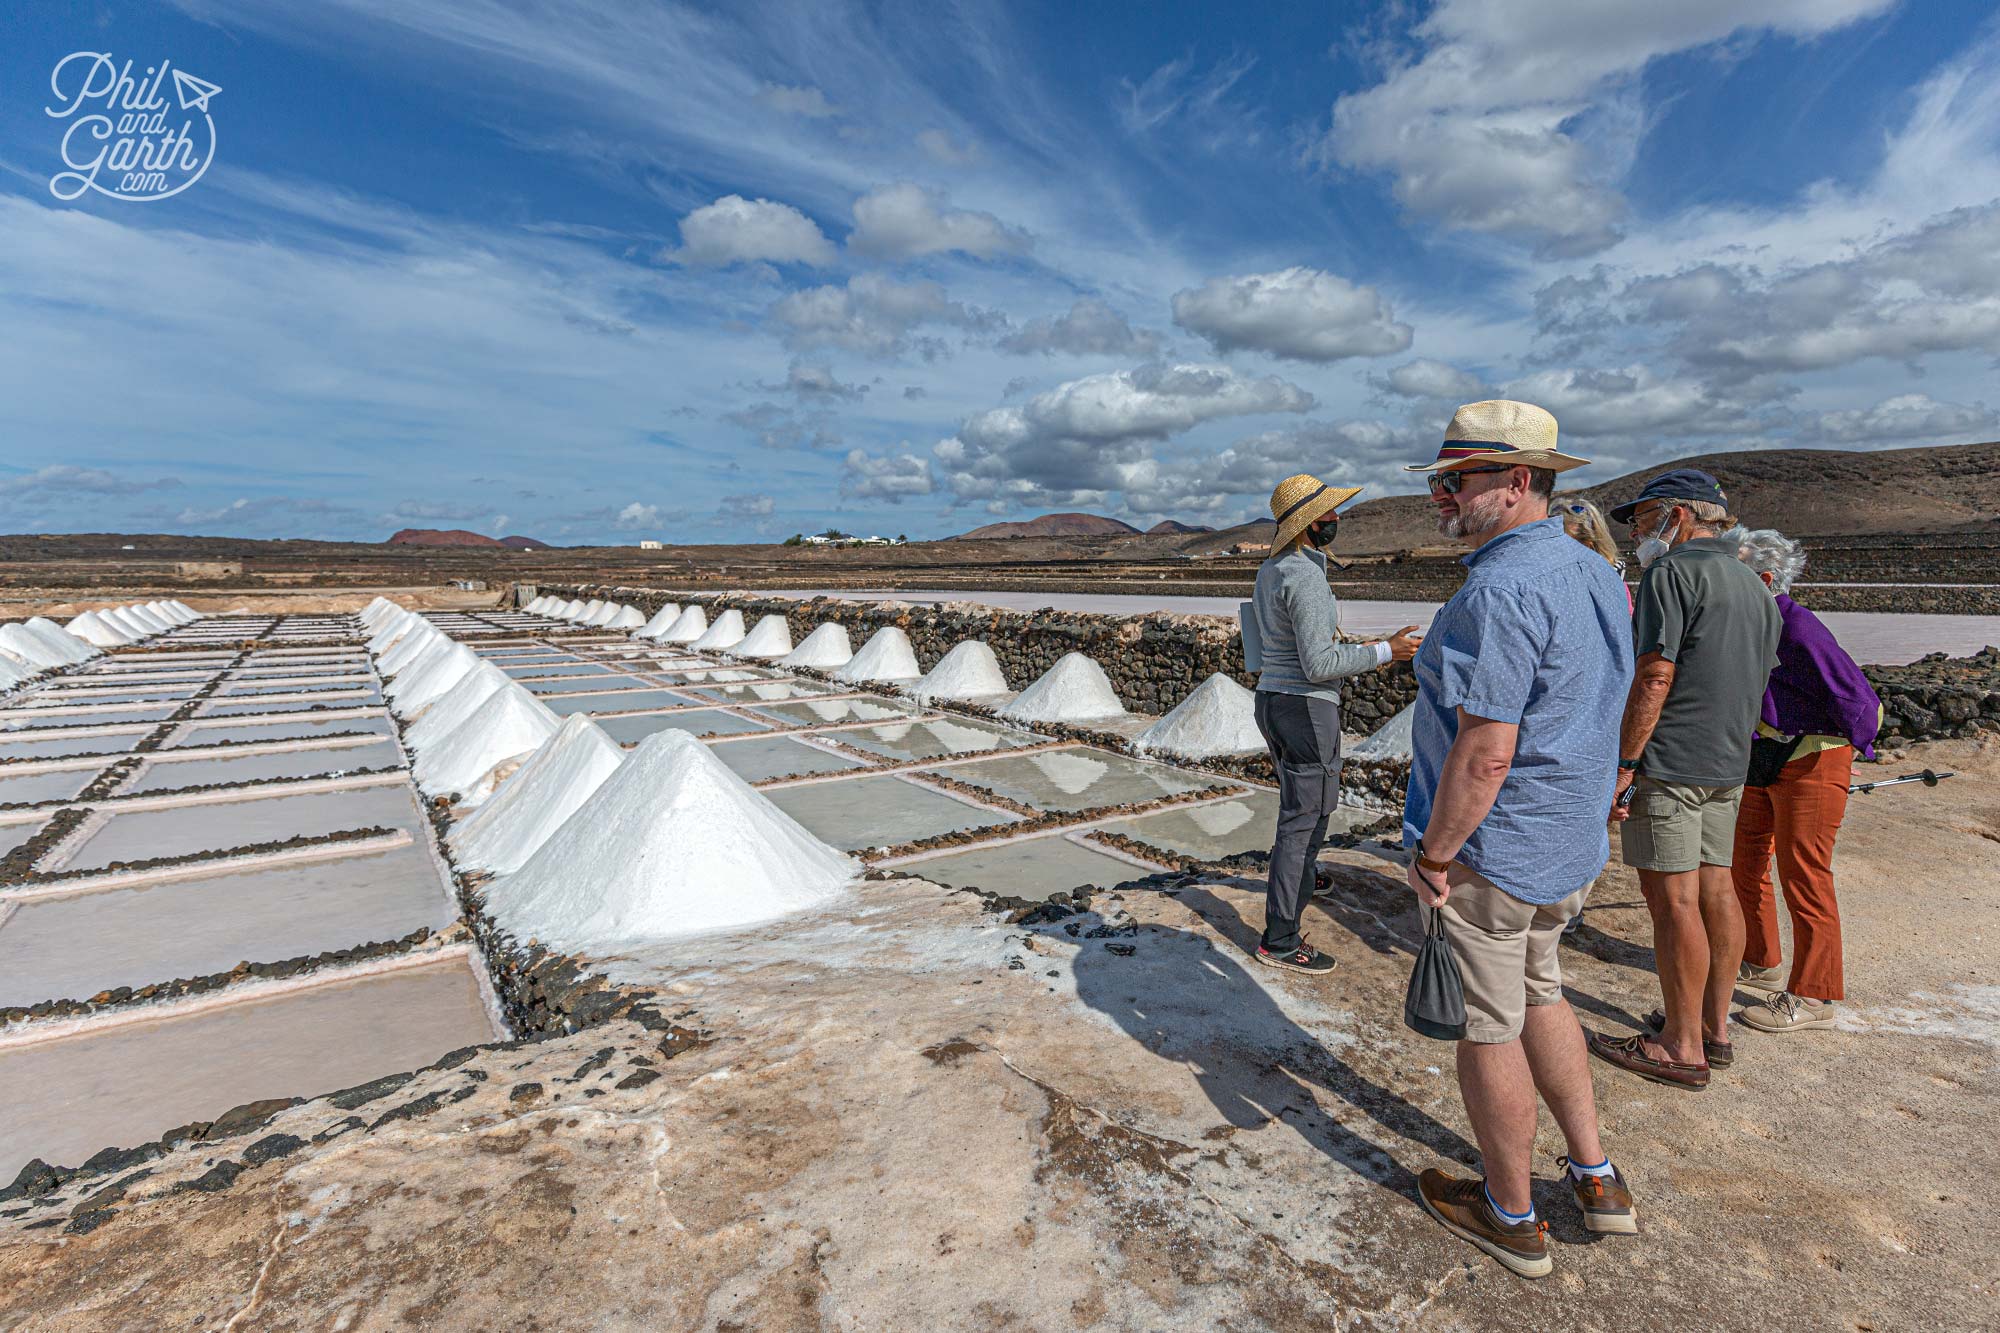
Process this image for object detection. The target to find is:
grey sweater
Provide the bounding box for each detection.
[1252,545,1383,701]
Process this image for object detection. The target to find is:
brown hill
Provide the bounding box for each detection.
[1146,520,1213,535]
[1323,439,2000,555]
[499,535,551,549]
[387,528,503,547]
[951,512,1140,541]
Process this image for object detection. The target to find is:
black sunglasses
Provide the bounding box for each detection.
[1426,463,1514,495]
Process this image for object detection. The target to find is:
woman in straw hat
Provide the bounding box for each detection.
[1248,473,1421,973]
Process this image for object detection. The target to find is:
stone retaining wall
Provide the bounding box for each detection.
[1864,646,2000,746]
[540,583,1419,729]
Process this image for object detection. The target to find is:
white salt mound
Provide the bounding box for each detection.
[26,618,98,662]
[448,714,624,874]
[382,633,457,696]
[634,603,683,639]
[587,602,625,628]
[999,652,1126,725]
[368,612,417,655]
[489,729,854,948]
[379,625,440,677]
[729,614,792,659]
[914,640,1010,703]
[0,625,61,673]
[778,622,852,670]
[123,605,170,634]
[169,600,201,620]
[691,609,746,652]
[656,605,708,644]
[407,661,510,748]
[605,604,647,630]
[1134,673,1263,758]
[833,626,921,684]
[391,644,481,719]
[65,611,131,648]
[0,656,28,691]
[414,685,559,805]
[102,607,153,639]
[1348,702,1414,759]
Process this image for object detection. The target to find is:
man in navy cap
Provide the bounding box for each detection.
[1589,469,1781,1091]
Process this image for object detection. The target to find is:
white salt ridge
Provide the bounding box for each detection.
[605,604,647,630]
[124,606,171,635]
[999,652,1126,725]
[488,729,854,949]
[634,603,683,639]
[30,618,99,663]
[106,607,158,638]
[359,596,396,629]
[381,632,455,694]
[0,627,62,673]
[657,605,708,644]
[561,599,588,619]
[1134,673,1263,758]
[390,644,480,719]
[169,600,201,621]
[378,624,441,677]
[728,614,792,659]
[833,626,921,684]
[414,685,559,805]
[1347,702,1415,759]
[571,599,602,624]
[778,622,852,670]
[585,602,621,627]
[448,714,624,873]
[913,640,1009,703]
[0,656,28,691]
[691,609,747,652]
[367,611,418,655]
[65,611,131,648]
[407,661,510,748]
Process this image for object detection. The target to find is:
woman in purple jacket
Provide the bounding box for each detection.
[1725,528,1882,1034]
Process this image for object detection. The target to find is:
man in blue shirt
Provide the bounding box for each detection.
[1400,400,1639,1278]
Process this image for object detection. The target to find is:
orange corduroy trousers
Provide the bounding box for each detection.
[1731,744,1852,1001]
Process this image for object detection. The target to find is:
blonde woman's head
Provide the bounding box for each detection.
[1555,496,1621,570]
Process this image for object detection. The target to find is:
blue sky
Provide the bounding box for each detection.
[3,1,1997,544]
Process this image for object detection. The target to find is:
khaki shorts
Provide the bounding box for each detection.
[1620,777,1742,872]
[1419,867,1588,1045]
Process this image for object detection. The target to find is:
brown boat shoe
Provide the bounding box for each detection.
[1557,1156,1639,1235]
[1644,1009,1734,1068]
[1417,1168,1552,1278]
[1587,1030,1710,1090]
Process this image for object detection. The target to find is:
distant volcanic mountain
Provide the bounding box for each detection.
[951,512,1141,540]
[387,528,504,547]
[1145,520,1214,535]
[499,535,551,549]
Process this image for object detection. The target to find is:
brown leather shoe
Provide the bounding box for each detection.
[1557,1157,1639,1235]
[1587,1030,1710,1090]
[1644,1009,1734,1068]
[1417,1168,1551,1278]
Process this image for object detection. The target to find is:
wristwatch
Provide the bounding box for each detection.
[1618,757,1642,770]
[1415,841,1452,874]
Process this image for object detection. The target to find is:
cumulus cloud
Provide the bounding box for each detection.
[770,272,1000,358]
[615,501,663,529]
[934,362,1314,507]
[1501,365,1774,438]
[1811,393,2000,444]
[847,183,1032,260]
[781,359,866,401]
[841,448,934,502]
[755,83,836,118]
[1171,267,1412,363]
[1121,418,1426,518]
[1380,358,1487,401]
[997,297,1164,358]
[717,492,776,521]
[1317,0,1894,255]
[668,194,835,267]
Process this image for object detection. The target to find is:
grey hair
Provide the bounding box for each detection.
[1723,525,1805,594]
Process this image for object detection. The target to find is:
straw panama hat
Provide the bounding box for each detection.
[1404,399,1592,473]
[1269,473,1363,551]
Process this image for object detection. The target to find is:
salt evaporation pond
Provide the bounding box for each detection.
[771,589,1996,665]
[896,833,1164,896]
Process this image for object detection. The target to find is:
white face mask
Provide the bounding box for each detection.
[1635,509,1677,569]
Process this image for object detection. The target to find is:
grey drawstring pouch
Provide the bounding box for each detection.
[1404,908,1467,1041]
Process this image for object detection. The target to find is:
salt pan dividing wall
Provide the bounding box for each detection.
[488,729,854,950]
[913,640,1009,704]
[833,627,920,684]
[778,623,852,670]
[449,715,624,874]
[1133,672,1262,758]
[999,652,1126,725]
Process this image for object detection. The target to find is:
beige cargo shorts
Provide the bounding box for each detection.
[1620,777,1743,873]
[1418,867,1589,1044]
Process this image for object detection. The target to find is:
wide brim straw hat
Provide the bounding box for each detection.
[1404,399,1592,473]
[1269,473,1363,550]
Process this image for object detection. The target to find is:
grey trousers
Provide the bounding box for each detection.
[1254,691,1343,954]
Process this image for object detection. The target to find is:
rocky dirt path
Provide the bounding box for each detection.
[2,740,1994,1330]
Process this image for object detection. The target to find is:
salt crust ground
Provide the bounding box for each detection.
[3,725,1992,1331]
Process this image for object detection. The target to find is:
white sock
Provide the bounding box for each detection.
[1568,1157,1616,1180]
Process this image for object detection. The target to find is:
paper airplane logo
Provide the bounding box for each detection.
[171,68,221,113]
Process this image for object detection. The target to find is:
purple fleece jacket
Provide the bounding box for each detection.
[1764,593,1881,759]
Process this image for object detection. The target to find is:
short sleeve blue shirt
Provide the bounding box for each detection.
[1402,518,1635,905]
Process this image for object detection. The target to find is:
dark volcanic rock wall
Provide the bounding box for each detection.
[542,585,1419,727]
[1865,647,2000,745]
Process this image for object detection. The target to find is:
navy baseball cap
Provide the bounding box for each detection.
[1609,468,1728,524]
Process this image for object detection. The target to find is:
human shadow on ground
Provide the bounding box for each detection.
[1055,893,1479,1208]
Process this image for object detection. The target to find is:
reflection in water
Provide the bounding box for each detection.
[1029,750,1110,795]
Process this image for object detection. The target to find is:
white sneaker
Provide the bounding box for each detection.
[1739,991,1835,1033]
[1736,961,1786,997]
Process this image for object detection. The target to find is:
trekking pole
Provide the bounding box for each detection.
[1849,768,1955,795]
